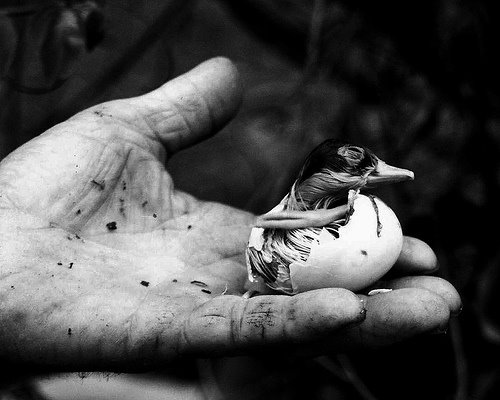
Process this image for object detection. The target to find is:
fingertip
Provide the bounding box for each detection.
[181,56,243,130]
[361,288,451,341]
[202,57,241,96]
[134,57,243,154]
[381,276,462,316]
[291,288,367,331]
[395,236,438,274]
[317,287,453,351]
[202,56,239,78]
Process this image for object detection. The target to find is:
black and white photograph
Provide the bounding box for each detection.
[0,1,498,399]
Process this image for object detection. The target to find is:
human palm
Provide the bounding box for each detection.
[0,58,460,373]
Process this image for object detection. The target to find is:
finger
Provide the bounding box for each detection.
[323,288,451,350]
[369,276,462,316]
[392,236,438,275]
[177,289,366,357]
[131,57,242,155]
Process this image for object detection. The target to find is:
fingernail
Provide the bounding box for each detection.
[367,288,393,296]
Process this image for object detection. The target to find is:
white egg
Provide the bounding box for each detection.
[246,194,403,294]
[288,194,402,293]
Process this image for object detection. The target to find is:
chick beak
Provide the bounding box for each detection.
[366,160,414,187]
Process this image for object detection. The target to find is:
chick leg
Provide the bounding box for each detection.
[367,194,382,237]
[254,204,348,229]
[344,189,359,224]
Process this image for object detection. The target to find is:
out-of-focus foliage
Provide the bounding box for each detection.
[1,0,500,399]
[0,0,104,93]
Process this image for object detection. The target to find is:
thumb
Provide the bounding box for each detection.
[177,289,366,357]
[130,57,242,155]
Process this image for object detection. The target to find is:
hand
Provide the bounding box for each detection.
[0,58,460,372]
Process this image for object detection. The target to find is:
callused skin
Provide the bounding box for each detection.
[246,141,414,295]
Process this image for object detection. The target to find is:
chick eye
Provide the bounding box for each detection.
[337,145,365,166]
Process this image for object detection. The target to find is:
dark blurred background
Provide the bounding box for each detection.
[1,0,500,399]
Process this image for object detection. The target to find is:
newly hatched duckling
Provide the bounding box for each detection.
[245,140,414,296]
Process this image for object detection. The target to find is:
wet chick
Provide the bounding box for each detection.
[245,140,414,296]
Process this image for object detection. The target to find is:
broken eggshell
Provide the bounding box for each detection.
[246,194,403,294]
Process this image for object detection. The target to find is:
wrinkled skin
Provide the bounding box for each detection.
[0,58,460,376]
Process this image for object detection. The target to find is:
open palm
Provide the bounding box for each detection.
[0,58,460,372]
